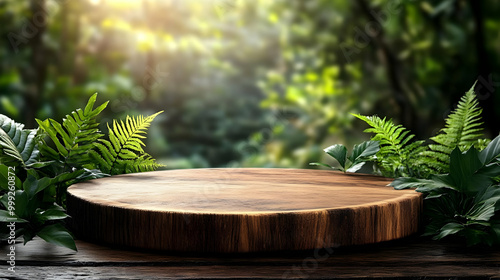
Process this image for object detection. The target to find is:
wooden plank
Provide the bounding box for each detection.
[5,237,500,265]
[66,168,422,252]
[2,265,500,279]
[1,238,500,279]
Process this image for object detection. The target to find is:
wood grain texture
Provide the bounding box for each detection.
[66,168,422,253]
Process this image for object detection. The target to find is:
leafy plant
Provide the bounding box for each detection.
[0,93,163,251]
[0,115,81,251]
[0,115,39,168]
[34,94,111,206]
[91,112,164,175]
[352,114,428,178]
[310,140,379,173]
[35,93,108,169]
[424,83,488,173]
[0,170,77,251]
[313,83,500,246]
[392,135,500,245]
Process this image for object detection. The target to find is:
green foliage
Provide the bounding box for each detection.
[36,93,108,169]
[36,223,77,252]
[424,84,487,173]
[318,83,499,246]
[310,141,379,173]
[352,114,427,178]
[34,94,112,207]
[0,170,77,251]
[392,135,500,245]
[0,94,163,251]
[246,65,358,168]
[0,115,39,168]
[3,0,500,170]
[91,112,164,175]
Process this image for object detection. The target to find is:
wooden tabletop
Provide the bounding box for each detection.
[68,168,414,213]
[67,168,422,253]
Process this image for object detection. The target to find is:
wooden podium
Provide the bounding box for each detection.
[67,168,422,253]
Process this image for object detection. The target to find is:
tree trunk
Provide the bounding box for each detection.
[25,0,47,128]
[470,1,498,136]
[354,0,418,134]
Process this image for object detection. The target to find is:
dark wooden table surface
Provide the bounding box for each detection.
[1,235,499,279]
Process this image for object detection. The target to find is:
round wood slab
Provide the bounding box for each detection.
[67,168,422,253]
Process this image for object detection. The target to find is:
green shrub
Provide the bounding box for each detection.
[312,83,500,245]
[0,93,163,250]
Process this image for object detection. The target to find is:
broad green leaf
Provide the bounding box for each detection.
[434,222,464,240]
[23,170,61,198]
[77,168,109,181]
[465,202,496,222]
[0,190,29,219]
[390,176,455,192]
[25,160,55,169]
[51,170,86,186]
[0,165,21,191]
[346,162,365,173]
[479,134,500,165]
[0,115,40,167]
[0,209,27,223]
[476,162,500,178]
[350,140,380,163]
[448,147,491,194]
[324,144,347,169]
[35,204,69,223]
[36,223,77,251]
[0,128,23,164]
[475,185,500,210]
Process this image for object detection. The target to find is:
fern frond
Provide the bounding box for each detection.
[425,83,485,173]
[0,114,39,167]
[353,114,426,177]
[35,93,108,168]
[123,154,163,173]
[91,111,164,175]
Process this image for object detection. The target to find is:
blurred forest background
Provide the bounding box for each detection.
[0,0,499,169]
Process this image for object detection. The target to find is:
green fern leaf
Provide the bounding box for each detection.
[0,114,39,167]
[425,83,485,173]
[91,111,164,175]
[353,114,426,177]
[124,154,163,173]
[36,93,108,167]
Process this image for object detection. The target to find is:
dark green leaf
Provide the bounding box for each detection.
[324,144,347,169]
[350,140,380,162]
[390,176,454,192]
[0,165,21,191]
[36,223,77,251]
[23,175,52,198]
[0,210,27,223]
[434,222,464,240]
[346,162,365,173]
[479,134,500,165]
[465,202,496,222]
[35,204,69,222]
